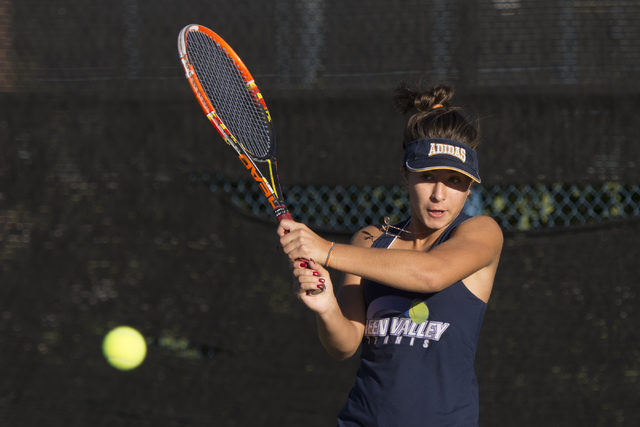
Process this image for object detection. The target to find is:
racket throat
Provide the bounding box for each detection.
[238,153,288,216]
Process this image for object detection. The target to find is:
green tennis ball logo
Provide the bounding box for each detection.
[409,300,430,324]
[102,326,147,371]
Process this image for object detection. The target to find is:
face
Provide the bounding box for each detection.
[402,168,473,231]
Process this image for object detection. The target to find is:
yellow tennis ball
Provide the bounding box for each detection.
[409,300,430,324]
[102,326,147,371]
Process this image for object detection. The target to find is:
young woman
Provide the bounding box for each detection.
[277,82,503,426]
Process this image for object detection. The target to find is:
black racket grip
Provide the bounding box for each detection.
[276,211,324,296]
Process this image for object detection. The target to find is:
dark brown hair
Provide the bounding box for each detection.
[393,81,480,150]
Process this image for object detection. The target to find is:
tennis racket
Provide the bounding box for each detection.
[178,23,291,222]
[178,24,322,295]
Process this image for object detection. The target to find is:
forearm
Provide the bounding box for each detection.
[315,301,363,360]
[328,244,445,293]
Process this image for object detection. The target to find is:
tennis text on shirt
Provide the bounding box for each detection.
[364,315,450,348]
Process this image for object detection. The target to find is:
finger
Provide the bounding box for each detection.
[307,258,328,274]
[304,276,327,295]
[292,266,322,279]
[291,259,310,270]
[279,218,299,235]
[278,226,298,248]
[296,281,327,296]
[291,259,324,274]
[278,234,292,253]
[293,284,325,297]
[280,238,300,260]
[277,219,294,236]
[306,287,325,296]
[294,273,326,286]
[289,259,311,269]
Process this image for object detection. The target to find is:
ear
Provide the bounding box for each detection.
[400,166,409,185]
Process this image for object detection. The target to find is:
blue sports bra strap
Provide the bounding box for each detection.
[433,212,472,247]
[373,213,472,250]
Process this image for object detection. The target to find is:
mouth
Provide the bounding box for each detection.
[427,209,446,218]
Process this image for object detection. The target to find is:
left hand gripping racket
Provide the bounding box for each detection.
[178,24,292,223]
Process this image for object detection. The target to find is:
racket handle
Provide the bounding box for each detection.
[276,211,293,222]
[276,210,323,296]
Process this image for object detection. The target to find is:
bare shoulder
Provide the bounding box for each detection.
[350,224,384,248]
[453,215,504,249]
[458,215,502,235]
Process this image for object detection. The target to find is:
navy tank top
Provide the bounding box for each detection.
[337,213,486,427]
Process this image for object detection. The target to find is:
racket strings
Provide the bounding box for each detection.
[187,31,272,159]
[191,32,267,153]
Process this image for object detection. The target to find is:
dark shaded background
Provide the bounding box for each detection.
[1,1,639,426]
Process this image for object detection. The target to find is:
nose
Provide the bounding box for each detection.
[430,180,446,202]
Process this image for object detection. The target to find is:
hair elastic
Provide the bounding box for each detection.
[325,242,336,267]
[432,104,444,109]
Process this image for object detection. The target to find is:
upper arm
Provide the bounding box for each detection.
[335,225,381,336]
[426,216,503,299]
[447,215,503,264]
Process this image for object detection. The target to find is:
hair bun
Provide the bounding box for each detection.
[393,79,480,150]
[393,82,454,113]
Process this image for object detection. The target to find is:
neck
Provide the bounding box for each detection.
[399,217,448,252]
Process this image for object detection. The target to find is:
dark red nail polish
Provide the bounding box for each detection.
[313,271,319,276]
[317,284,326,290]
[300,262,308,268]
[319,278,325,284]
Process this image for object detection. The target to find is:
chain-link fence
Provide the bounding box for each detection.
[195,173,640,231]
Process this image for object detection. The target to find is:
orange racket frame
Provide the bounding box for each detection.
[178,24,292,222]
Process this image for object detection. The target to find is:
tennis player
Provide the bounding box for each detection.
[277,82,503,426]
